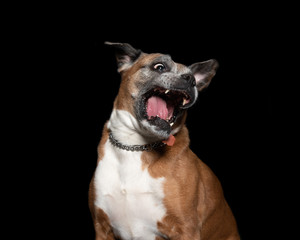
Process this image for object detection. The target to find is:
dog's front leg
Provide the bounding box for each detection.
[94,224,115,240]
[90,206,117,240]
[158,222,201,240]
[93,214,116,240]
[166,232,201,240]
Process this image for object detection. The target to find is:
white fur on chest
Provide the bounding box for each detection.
[94,140,166,240]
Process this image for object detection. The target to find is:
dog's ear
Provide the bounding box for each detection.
[105,42,142,73]
[189,59,219,91]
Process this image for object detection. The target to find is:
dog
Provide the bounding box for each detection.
[89,42,240,240]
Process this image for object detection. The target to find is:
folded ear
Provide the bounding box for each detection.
[105,42,142,73]
[189,59,219,91]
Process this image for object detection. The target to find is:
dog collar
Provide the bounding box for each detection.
[109,132,166,152]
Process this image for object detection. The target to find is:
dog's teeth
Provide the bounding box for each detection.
[165,90,170,94]
[170,122,174,126]
[183,98,188,106]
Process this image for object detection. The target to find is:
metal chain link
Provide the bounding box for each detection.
[109,132,165,152]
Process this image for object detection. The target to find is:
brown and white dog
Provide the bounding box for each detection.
[89,42,240,240]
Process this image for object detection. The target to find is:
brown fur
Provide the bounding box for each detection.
[89,123,240,239]
[141,126,239,239]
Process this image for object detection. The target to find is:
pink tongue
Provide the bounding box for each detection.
[162,134,176,146]
[146,96,168,120]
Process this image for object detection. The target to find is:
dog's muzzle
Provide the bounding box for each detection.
[136,81,197,137]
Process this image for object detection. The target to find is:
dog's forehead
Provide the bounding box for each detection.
[141,53,190,74]
[152,54,172,63]
[138,53,171,64]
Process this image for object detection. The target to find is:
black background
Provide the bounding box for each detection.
[33,3,276,240]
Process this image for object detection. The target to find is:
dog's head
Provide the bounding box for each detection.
[106,42,218,141]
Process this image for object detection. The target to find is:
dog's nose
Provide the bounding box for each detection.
[181,74,196,87]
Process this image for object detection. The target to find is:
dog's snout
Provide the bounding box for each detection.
[181,74,196,87]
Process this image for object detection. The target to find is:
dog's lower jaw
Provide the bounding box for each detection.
[140,119,171,139]
[140,111,186,139]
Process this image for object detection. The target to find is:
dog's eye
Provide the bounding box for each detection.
[153,63,166,72]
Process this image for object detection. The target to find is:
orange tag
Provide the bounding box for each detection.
[162,134,176,146]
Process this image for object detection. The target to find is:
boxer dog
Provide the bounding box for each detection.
[89,42,240,240]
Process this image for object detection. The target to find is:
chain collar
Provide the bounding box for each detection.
[108,132,166,152]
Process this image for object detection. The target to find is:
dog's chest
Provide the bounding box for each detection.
[94,141,166,239]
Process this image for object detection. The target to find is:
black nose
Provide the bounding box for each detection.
[181,74,196,87]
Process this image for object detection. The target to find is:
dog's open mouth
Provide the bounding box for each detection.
[143,87,192,126]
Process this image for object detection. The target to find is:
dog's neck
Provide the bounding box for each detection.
[107,107,186,148]
[107,109,158,145]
